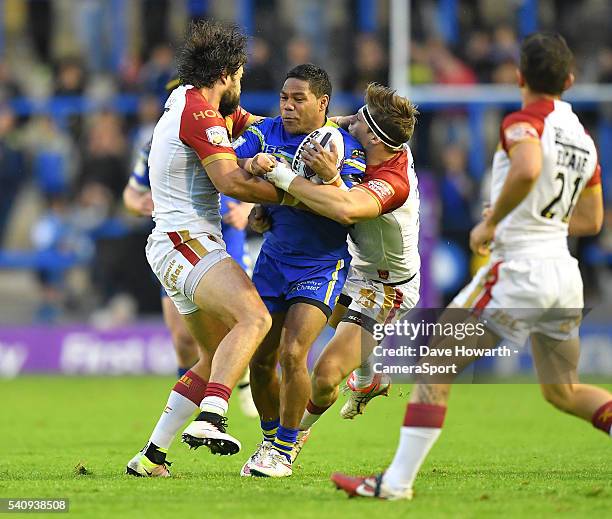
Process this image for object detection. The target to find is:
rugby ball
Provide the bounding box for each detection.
[292,126,345,183]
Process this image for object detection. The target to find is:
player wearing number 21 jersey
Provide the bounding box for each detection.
[453,78,600,342]
[329,33,611,502]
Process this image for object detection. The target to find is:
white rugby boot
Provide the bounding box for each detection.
[181,411,241,455]
[125,450,171,478]
[331,472,413,500]
[340,372,391,419]
[240,441,272,477]
[249,448,293,478]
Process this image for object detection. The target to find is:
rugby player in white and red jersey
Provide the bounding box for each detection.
[331,32,612,500]
[126,20,282,477]
[122,79,258,422]
[259,83,421,456]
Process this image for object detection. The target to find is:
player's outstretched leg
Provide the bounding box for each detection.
[126,316,221,476]
[249,303,327,477]
[181,258,272,456]
[241,314,284,477]
[300,320,368,429]
[332,383,449,499]
[293,313,392,462]
[532,334,612,437]
[332,319,500,498]
[299,318,386,432]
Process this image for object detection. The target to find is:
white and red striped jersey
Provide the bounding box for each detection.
[491,99,601,256]
[148,85,253,236]
[348,146,420,284]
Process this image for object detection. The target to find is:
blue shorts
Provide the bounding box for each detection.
[252,251,350,318]
[222,223,248,271]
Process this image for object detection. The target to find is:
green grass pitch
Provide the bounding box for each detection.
[1,377,610,518]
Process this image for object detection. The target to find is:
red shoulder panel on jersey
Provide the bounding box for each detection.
[500,99,554,153]
[587,163,602,187]
[354,151,410,214]
[179,87,237,167]
[228,106,253,138]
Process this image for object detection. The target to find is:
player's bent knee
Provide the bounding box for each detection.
[248,311,273,343]
[258,310,273,335]
[279,346,308,373]
[312,370,340,397]
[236,304,272,336]
[312,360,344,393]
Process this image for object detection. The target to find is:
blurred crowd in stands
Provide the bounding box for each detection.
[0,0,611,323]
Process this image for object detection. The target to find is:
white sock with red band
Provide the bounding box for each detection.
[149,370,207,449]
[300,399,332,430]
[382,403,447,492]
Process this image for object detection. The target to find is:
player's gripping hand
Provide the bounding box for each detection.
[248,204,272,233]
[265,162,298,191]
[123,187,154,217]
[301,139,339,183]
[223,201,254,230]
[329,114,355,130]
[249,153,277,176]
[134,192,154,216]
[470,217,496,256]
[481,205,492,219]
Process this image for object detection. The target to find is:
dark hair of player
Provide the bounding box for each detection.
[364,83,419,149]
[520,32,573,96]
[176,20,247,89]
[285,63,332,114]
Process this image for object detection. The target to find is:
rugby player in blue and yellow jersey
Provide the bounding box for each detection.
[233,64,366,477]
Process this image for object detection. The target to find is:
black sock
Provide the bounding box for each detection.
[144,442,166,465]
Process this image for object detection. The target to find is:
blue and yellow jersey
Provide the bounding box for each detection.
[233,116,366,264]
[219,194,249,271]
[128,141,152,192]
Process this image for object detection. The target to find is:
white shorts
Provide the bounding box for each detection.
[340,267,420,329]
[452,255,583,345]
[146,230,230,315]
